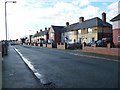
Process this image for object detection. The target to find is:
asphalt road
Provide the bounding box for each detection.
[13,45,118,88]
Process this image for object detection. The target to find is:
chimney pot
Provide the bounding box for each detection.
[40,29,42,32]
[48,27,51,30]
[79,17,84,23]
[102,12,106,22]
[45,27,47,30]
[36,31,38,33]
[66,22,69,26]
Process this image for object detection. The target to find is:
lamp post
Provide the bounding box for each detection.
[4,1,16,55]
[5,1,16,41]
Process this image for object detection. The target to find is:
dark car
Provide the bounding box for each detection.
[96,40,107,47]
[67,42,82,49]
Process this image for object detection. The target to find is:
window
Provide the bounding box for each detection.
[118,34,120,42]
[78,29,81,34]
[88,28,92,33]
[51,32,54,37]
[69,31,73,35]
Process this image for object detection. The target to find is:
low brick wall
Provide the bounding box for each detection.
[43,44,47,47]
[47,44,53,48]
[46,43,57,48]
[82,45,120,56]
[57,43,67,50]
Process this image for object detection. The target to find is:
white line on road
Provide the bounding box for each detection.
[14,47,46,84]
[68,52,119,62]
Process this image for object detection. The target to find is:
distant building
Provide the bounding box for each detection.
[110,14,120,47]
[31,28,49,45]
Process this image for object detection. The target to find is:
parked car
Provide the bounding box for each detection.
[67,42,82,49]
[87,41,97,47]
[96,40,107,47]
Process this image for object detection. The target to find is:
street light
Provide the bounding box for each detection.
[5,1,16,41]
[4,1,16,55]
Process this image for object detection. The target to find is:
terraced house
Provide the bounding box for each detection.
[62,12,112,44]
[31,28,49,46]
[48,25,65,44]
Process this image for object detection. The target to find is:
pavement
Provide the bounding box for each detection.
[0,56,2,90]
[2,46,43,89]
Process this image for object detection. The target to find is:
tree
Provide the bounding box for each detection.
[20,37,27,45]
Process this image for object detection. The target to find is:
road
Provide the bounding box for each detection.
[6,45,119,88]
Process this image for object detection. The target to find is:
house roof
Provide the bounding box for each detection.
[51,25,66,33]
[65,17,112,32]
[110,14,120,22]
[32,30,48,38]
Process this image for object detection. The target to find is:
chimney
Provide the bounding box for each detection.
[66,22,69,26]
[36,31,38,33]
[102,12,106,22]
[79,17,84,23]
[40,29,42,32]
[45,27,47,31]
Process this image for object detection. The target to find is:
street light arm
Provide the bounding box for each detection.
[5,1,16,3]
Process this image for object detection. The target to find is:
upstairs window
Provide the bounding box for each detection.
[88,28,92,33]
[78,29,81,34]
[51,32,54,37]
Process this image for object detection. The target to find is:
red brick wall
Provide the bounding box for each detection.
[82,47,120,56]
[57,43,67,49]
[55,32,61,43]
[113,28,120,47]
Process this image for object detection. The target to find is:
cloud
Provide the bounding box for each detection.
[0,0,118,40]
[79,0,90,7]
[106,1,119,22]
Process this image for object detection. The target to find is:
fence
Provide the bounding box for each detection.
[46,43,57,48]
[57,43,67,50]
[82,43,120,56]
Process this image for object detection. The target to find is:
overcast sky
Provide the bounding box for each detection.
[0,0,119,40]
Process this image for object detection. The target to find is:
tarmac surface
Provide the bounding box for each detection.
[1,45,120,89]
[2,46,42,88]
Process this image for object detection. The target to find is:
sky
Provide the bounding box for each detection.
[0,0,119,40]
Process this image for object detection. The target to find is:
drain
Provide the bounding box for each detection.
[43,82,56,88]
[43,82,52,86]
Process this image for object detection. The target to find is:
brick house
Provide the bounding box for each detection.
[110,14,120,47]
[48,25,65,44]
[62,12,112,44]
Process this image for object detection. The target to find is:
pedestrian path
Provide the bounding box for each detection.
[0,57,2,90]
[2,46,42,88]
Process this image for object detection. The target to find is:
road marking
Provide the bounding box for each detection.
[14,47,46,84]
[68,52,119,62]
